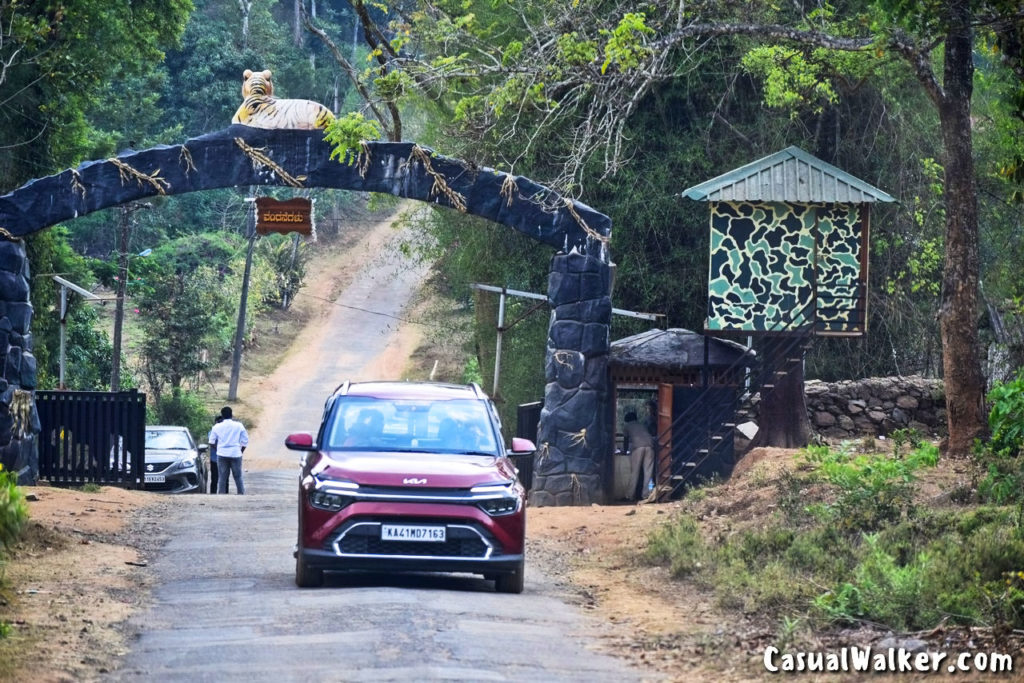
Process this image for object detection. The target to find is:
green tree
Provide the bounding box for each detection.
[0,0,192,186]
[25,227,113,390]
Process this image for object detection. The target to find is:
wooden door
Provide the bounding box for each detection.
[655,383,673,494]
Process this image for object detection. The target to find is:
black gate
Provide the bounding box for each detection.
[36,390,146,488]
[514,401,542,491]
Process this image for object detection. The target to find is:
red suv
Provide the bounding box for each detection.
[286,381,534,593]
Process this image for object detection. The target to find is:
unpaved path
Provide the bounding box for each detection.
[242,204,430,470]
[112,210,655,682]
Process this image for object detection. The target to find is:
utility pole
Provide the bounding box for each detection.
[492,288,506,398]
[111,203,149,391]
[228,196,257,401]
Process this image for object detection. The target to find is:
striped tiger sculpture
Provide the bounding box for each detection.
[231,69,335,130]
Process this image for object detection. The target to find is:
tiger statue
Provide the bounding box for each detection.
[231,69,335,130]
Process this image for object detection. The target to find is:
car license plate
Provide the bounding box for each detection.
[144,473,165,483]
[381,525,445,542]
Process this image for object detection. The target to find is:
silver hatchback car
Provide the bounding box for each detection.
[143,426,209,493]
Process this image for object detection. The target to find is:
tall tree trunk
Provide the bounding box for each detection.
[238,0,252,49]
[937,0,987,456]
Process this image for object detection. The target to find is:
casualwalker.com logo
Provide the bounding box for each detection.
[763,646,1014,674]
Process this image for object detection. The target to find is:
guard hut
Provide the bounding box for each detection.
[674,146,895,493]
[608,328,754,499]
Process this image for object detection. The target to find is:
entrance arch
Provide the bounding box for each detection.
[0,125,613,504]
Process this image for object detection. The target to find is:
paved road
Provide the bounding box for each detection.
[115,469,650,682]
[114,219,653,682]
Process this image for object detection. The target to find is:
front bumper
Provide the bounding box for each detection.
[144,462,202,493]
[299,505,524,577]
[297,546,524,576]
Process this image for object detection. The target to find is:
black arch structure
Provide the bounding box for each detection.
[0,126,614,505]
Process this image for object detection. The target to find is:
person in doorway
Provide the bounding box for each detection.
[209,406,248,495]
[646,398,659,441]
[623,411,655,502]
[207,415,223,494]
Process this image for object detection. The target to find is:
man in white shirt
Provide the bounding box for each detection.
[208,406,249,495]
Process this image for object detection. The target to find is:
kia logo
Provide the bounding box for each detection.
[403,477,427,485]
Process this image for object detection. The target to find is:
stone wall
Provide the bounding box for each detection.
[804,375,945,440]
[0,239,39,483]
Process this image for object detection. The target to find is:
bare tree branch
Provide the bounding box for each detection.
[300,3,398,140]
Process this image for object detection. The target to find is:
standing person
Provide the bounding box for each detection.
[623,411,655,502]
[646,398,659,441]
[207,415,223,494]
[208,406,248,495]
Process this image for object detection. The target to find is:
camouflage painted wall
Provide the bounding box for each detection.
[706,201,866,334]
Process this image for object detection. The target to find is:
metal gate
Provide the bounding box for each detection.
[514,401,542,491]
[36,389,146,488]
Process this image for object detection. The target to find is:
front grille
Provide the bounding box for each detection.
[329,522,492,558]
[339,535,487,557]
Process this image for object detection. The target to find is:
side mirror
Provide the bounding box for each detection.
[285,432,316,451]
[198,443,209,453]
[509,437,536,454]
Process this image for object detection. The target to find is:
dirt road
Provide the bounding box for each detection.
[112,212,654,681]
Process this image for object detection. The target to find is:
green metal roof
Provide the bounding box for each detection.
[682,146,896,204]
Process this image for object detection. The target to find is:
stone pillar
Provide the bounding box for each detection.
[530,250,613,506]
[0,238,39,484]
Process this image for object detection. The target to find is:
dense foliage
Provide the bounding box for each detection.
[976,373,1024,504]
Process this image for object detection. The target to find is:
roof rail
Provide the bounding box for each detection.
[331,380,350,397]
[469,382,486,399]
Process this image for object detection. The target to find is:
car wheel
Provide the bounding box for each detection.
[295,553,323,588]
[494,561,524,594]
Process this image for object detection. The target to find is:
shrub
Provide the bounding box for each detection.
[816,507,1024,631]
[987,373,1024,456]
[0,464,28,550]
[802,441,938,531]
[712,558,813,613]
[976,373,1024,504]
[775,468,818,526]
[645,515,707,577]
[152,388,210,441]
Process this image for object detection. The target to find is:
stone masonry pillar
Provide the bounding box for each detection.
[530,251,613,506]
[0,238,39,484]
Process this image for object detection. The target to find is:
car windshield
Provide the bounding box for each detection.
[324,396,500,455]
[145,430,192,450]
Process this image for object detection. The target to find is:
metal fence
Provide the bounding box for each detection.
[514,401,542,491]
[36,389,146,488]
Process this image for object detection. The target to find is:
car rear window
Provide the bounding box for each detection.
[324,397,499,454]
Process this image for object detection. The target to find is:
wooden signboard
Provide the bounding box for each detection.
[255,197,312,236]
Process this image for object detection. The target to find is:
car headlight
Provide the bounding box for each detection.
[472,483,521,516]
[178,456,196,469]
[308,490,351,512]
[477,495,520,516]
